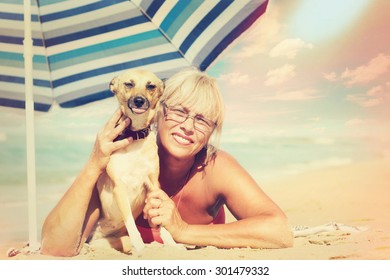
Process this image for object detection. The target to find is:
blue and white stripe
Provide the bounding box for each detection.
[0,0,268,111]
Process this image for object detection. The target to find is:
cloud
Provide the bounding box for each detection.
[232,3,283,60]
[346,85,390,107]
[259,88,321,101]
[264,64,296,86]
[346,95,382,107]
[269,38,313,59]
[345,118,372,127]
[323,72,338,82]
[367,85,384,97]
[218,72,250,86]
[309,117,321,122]
[341,53,390,86]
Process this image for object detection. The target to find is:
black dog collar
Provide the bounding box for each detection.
[114,126,150,141]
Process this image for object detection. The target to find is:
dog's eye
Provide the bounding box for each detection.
[124,82,134,88]
[146,84,156,91]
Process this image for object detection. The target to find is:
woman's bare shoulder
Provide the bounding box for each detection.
[203,149,249,190]
[208,149,241,170]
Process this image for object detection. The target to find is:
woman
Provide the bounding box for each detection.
[40,69,293,256]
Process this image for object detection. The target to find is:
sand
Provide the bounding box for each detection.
[1,159,390,260]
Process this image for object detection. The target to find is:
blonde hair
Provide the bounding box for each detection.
[157,68,225,164]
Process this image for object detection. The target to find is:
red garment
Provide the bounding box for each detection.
[136,207,226,244]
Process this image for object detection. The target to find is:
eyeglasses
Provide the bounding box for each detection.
[162,102,216,133]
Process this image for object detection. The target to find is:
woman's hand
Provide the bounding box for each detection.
[89,108,133,172]
[144,189,188,239]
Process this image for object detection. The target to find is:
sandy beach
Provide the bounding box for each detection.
[1,158,389,260]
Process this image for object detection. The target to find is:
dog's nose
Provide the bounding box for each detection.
[128,96,150,114]
[133,96,145,108]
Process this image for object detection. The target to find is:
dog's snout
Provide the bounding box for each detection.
[128,96,150,114]
[133,96,145,108]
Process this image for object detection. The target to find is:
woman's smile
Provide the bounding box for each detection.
[172,132,194,145]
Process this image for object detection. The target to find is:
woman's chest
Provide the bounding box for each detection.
[171,177,221,224]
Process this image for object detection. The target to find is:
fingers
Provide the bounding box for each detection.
[106,108,123,129]
[149,197,163,208]
[146,189,170,201]
[100,108,132,148]
[90,109,133,171]
[143,190,169,217]
[143,190,172,221]
[112,136,133,150]
[106,110,132,142]
[147,202,175,227]
[143,190,186,238]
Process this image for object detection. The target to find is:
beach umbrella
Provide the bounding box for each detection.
[0,0,269,250]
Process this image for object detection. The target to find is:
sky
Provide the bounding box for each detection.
[1,0,390,160]
[210,0,389,147]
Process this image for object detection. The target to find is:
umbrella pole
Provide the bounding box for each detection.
[24,0,39,251]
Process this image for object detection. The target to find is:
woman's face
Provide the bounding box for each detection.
[157,104,214,161]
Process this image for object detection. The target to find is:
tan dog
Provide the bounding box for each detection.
[93,69,176,253]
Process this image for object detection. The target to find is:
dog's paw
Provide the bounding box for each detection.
[6,242,40,257]
[131,238,146,253]
[159,227,186,250]
[7,247,20,257]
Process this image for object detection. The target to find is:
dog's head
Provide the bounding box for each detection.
[110,69,164,131]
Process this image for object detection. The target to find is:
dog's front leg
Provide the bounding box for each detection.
[111,179,145,253]
[146,176,179,247]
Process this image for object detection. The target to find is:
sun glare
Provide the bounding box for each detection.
[288,0,371,43]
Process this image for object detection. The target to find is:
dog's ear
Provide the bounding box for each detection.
[109,76,119,94]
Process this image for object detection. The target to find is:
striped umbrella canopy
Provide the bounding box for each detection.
[1,0,269,112]
[0,0,269,252]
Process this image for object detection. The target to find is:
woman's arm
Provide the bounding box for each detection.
[204,150,293,249]
[40,109,133,256]
[145,151,293,249]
